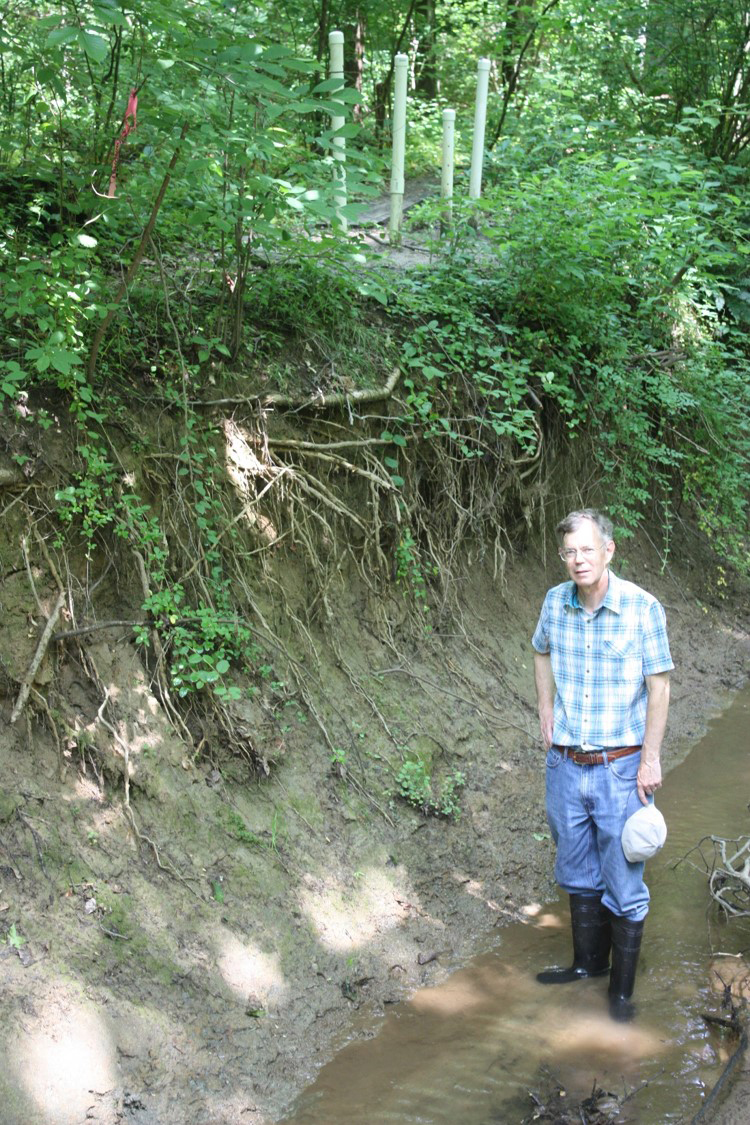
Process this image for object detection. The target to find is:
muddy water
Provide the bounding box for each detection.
[282,688,750,1124]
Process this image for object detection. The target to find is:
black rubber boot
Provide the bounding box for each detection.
[537,893,611,984]
[608,914,645,1022]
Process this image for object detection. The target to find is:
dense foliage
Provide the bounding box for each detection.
[1,0,749,655]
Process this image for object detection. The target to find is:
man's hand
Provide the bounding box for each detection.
[638,671,670,805]
[539,712,554,749]
[534,652,555,749]
[637,758,662,805]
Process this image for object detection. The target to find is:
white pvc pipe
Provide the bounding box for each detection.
[441,108,456,221]
[389,53,409,241]
[329,30,347,230]
[469,58,491,200]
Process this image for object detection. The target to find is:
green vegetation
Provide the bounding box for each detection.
[395,757,466,821]
[1,0,748,786]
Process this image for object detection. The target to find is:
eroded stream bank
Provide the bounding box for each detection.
[0,541,748,1125]
[282,687,750,1125]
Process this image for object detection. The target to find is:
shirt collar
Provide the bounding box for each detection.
[567,569,622,614]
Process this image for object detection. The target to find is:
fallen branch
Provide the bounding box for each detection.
[195,366,401,409]
[10,590,66,724]
[675,834,750,917]
[693,1023,749,1123]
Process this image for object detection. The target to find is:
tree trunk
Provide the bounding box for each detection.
[501,0,535,89]
[414,0,438,99]
[315,0,330,63]
[343,6,366,120]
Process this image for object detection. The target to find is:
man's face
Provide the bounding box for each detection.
[560,520,615,590]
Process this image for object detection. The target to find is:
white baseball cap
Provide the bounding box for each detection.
[621,802,667,863]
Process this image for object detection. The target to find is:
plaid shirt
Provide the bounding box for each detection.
[532,569,673,748]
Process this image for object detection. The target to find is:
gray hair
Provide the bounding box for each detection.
[556,509,614,544]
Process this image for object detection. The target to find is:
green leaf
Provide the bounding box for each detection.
[79,30,109,64]
[313,77,347,94]
[46,27,78,48]
[50,349,80,376]
[332,123,362,139]
[7,924,24,949]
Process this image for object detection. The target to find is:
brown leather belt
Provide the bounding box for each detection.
[552,744,641,766]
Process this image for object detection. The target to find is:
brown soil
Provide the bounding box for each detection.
[0,452,748,1124]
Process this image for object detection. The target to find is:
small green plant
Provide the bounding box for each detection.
[395,757,466,821]
[437,769,466,821]
[225,810,263,847]
[395,530,430,613]
[5,923,25,949]
[396,757,433,813]
[330,746,347,776]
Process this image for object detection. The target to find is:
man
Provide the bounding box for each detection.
[532,509,672,1021]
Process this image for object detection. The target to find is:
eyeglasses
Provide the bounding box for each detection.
[558,546,605,561]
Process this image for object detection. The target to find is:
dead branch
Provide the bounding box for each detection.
[33,528,65,593]
[21,535,45,618]
[675,834,750,917]
[194,366,401,409]
[10,590,66,725]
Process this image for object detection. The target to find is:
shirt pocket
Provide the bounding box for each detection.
[602,636,642,681]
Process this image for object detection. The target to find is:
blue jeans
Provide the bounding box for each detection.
[545,746,649,921]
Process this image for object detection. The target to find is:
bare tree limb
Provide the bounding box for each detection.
[10,590,66,724]
[195,366,401,409]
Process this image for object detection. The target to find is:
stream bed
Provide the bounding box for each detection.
[280,687,750,1124]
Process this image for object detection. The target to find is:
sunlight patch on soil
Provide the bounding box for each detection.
[74,773,105,802]
[216,931,289,1005]
[10,997,116,1125]
[298,866,414,952]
